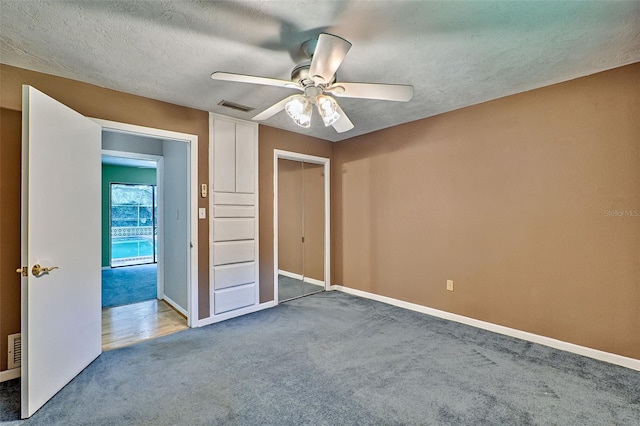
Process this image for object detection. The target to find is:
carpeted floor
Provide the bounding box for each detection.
[1,291,639,425]
[278,274,324,301]
[101,264,157,308]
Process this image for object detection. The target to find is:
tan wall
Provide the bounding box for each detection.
[0,108,22,372]
[333,63,640,359]
[258,127,333,303]
[278,159,304,275]
[0,65,211,372]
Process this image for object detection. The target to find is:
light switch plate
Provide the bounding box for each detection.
[198,208,206,219]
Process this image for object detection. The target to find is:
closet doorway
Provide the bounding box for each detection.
[274,151,330,303]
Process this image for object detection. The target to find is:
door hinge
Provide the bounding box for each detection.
[16,266,28,277]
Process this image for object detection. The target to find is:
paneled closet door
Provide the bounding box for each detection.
[210,116,258,316]
[213,119,236,193]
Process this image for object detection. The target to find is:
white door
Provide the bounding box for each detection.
[20,86,102,418]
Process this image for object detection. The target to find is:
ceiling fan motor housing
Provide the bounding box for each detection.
[304,86,323,103]
[291,61,336,88]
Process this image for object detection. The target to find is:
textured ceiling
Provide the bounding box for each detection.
[1,1,639,142]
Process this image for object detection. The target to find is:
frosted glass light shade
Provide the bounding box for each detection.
[316,95,340,127]
[285,95,312,128]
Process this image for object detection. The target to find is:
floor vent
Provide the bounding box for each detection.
[218,100,255,113]
[8,333,21,370]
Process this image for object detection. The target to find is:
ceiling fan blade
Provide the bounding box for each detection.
[332,102,354,133]
[328,82,414,102]
[309,33,352,84]
[211,72,302,90]
[252,95,298,121]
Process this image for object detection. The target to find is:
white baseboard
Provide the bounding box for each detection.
[331,285,640,372]
[162,295,188,318]
[194,301,276,327]
[0,368,20,382]
[278,270,302,280]
[304,276,325,287]
[278,270,324,287]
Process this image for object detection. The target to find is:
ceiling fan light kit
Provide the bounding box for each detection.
[285,95,312,128]
[211,33,414,133]
[284,93,341,129]
[316,95,341,127]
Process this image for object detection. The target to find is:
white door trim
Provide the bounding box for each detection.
[273,150,331,304]
[93,119,199,326]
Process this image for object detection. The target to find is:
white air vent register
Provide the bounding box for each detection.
[8,333,21,370]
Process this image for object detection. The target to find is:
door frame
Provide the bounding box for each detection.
[102,149,164,298]
[273,150,330,304]
[94,119,199,326]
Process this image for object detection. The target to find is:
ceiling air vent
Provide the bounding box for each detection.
[218,100,255,113]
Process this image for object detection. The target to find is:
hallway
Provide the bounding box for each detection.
[102,299,187,351]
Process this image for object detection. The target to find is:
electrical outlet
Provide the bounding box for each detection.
[446,280,454,291]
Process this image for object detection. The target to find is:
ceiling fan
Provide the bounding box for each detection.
[211,33,414,133]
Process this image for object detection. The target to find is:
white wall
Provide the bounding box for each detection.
[102,131,163,155]
[162,139,189,311]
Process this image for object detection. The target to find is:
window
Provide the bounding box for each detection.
[110,183,157,267]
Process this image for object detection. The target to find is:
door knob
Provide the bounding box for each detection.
[32,264,59,277]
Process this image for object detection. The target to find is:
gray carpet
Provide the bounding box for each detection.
[1,291,639,425]
[278,274,324,301]
[101,264,157,308]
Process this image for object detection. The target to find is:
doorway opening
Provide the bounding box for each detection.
[274,150,331,304]
[98,121,198,349]
[101,156,159,311]
[101,151,160,311]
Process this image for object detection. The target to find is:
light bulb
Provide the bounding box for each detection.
[316,95,340,127]
[285,95,312,128]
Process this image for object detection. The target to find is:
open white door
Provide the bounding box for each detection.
[20,86,102,418]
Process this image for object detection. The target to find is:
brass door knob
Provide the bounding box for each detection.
[32,264,59,276]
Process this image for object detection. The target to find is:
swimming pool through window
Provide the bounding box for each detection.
[110,183,157,267]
